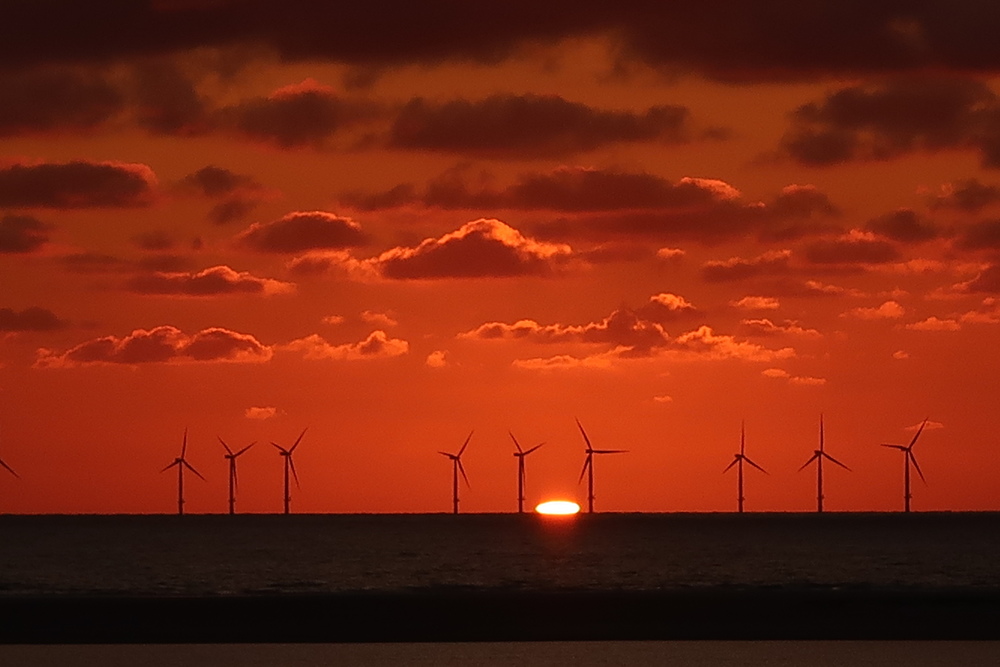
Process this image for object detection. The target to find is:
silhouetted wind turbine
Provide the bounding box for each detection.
[219,437,255,515]
[439,431,472,514]
[161,428,205,515]
[723,420,767,513]
[576,418,627,513]
[881,418,930,513]
[798,414,850,513]
[510,432,544,513]
[271,429,305,515]
[0,428,19,482]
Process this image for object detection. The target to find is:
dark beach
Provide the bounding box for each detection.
[1,512,998,643]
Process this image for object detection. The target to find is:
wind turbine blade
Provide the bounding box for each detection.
[235,442,255,456]
[289,428,307,453]
[797,453,818,472]
[822,451,851,471]
[575,418,593,450]
[181,428,189,458]
[881,444,907,451]
[0,458,19,478]
[740,420,746,456]
[457,459,470,487]
[744,456,768,474]
[183,460,206,480]
[288,456,300,488]
[509,431,523,454]
[524,443,545,456]
[438,451,454,459]
[271,442,287,454]
[593,449,627,454]
[907,418,929,449]
[578,455,591,484]
[458,431,473,457]
[161,461,179,473]
[218,436,234,456]
[723,456,739,473]
[909,451,927,483]
[819,414,825,452]
[232,463,239,489]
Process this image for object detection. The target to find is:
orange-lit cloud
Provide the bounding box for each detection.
[761,368,826,386]
[245,406,278,420]
[731,296,780,310]
[281,330,408,361]
[702,250,792,282]
[741,319,821,338]
[842,300,905,319]
[35,326,272,368]
[906,316,961,331]
[238,211,366,253]
[804,232,900,265]
[125,265,295,297]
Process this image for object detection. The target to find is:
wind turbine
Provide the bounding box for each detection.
[161,428,205,515]
[723,420,767,513]
[881,418,930,513]
[576,418,627,513]
[271,429,306,515]
[439,431,472,514]
[510,432,544,513]
[219,437,255,515]
[798,414,850,513]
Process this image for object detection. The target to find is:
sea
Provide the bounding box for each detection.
[1,512,998,665]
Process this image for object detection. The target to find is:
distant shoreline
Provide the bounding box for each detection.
[2,587,999,643]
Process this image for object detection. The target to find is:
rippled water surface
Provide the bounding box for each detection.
[1,512,997,596]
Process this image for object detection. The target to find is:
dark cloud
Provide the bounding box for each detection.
[781,77,1000,167]
[0,306,67,332]
[132,229,175,251]
[179,165,257,197]
[957,219,1000,250]
[804,235,900,264]
[237,211,366,253]
[864,209,940,243]
[0,67,123,135]
[388,94,689,156]
[0,161,155,208]
[125,265,294,296]
[57,251,129,273]
[702,251,793,282]
[35,325,272,368]
[9,3,1000,82]
[376,218,573,279]
[218,81,372,148]
[0,214,49,252]
[962,263,1000,292]
[929,179,1000,212]
[131,60,208,134]
[209,198,258,225]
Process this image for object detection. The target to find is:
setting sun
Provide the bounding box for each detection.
[535,500,581,515]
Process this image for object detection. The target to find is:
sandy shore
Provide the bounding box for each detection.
[2,587,998,643]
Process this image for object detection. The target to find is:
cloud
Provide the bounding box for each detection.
[864,209,940,243]
[842,300,905,319]
[0,67,123,135]
[282,330,408,361]
[125,265,295,296]
[361,310,398,327]
[237,211,366,253]
[372,218,573,279]
[702,250,792,282]
[387,94,690,157]
[780,77,1000,168]
[35,326,272,368]
[245,406,278,420]
[761,368,826,386]
[322,315,346,325]
[218,79,373,148]
[130,60,208,135]
[178,165,259,198]
[905,316,961,331]
[426,350,449,368]
[740,319,821,338]
[957,264,1000,293]
[904,420,945,432]
[929,179,1000,212]
[656,247,685,261]
[512,353,616,371]
[731,296,780,310]
[0,306,68,332]
[804,232,900,265]
[0,161,155,208]
[893,350,910,359]
[0,214,49,253]
[956,220,1000,251]
[652,394,673,404]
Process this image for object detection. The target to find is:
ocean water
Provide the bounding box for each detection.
[0,512,997,596]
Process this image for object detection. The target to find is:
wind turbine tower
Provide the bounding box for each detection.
[881,418,930,513]
[161,428,205,515]
[723,420,767,513]
[272,429,306,515]
[576,418,627,513]
[798,414,850,513]
[439,431,472,514]
[510,432,544,513]
[219,437,255,515]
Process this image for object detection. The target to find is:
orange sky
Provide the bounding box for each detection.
[2,2,999,514]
